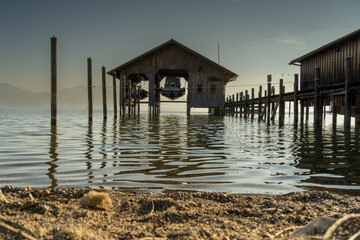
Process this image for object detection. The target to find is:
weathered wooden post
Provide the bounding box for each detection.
[245,90,248,118]
[300,101,304,124]
[344,56,352,130]
[113,72,117,119]
[87,58,93,122]
[102,66,107,120]
[51,36,57,126]
[240,92,243,117]
[128,79,131,116]
[232,94,235,116]
[236,93,239,116]
[258,86,262,121]
[264,90,267,120]
[279,79,285,125]
[267,75,272,123]
[314,67,321,126]
[356,95,360,129]
[120,76,125,116]
[251,88,255,119]
[294,74,299,124]
[137,85,141,115]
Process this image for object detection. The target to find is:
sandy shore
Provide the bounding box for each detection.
[0,186,360,240]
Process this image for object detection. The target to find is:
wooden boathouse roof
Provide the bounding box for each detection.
[289,29,360,65]
[107,39,238,83]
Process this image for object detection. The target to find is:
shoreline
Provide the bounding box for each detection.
[1,187,360,239]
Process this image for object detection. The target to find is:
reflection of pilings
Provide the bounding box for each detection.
[47,125,59,188]
[85,122,94,172]
[100,120,108,169]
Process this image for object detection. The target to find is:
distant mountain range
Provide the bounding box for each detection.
[0,83,114,109]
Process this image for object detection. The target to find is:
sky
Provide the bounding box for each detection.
[1,0,360,98]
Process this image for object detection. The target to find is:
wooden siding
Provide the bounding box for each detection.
[300,35,360,90]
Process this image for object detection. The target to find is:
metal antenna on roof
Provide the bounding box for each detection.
[218,43,220,65]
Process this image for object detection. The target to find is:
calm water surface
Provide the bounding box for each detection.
[1,109,360,195]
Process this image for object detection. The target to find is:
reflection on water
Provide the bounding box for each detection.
[47,125,58,188]
[1,109,360,195]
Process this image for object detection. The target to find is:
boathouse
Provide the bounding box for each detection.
[289,29,360,90]
[107,39,238,115]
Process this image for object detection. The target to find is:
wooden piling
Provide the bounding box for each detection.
[149,74,155,114]
[258,86,262,121]
[232,94,235,116]
[51,37,57,126]
[267,75,272,123]
[251,88,255,119]
[344,56,352,130]
[300,100,304,124]
[236,93,239,116]
[137,85,141,115]
[240,92,243,117]
[113,72,117,119]
[314,67,321,126]
[356,94,360,128]
[128,79,131,116]
[279,79,285,125]
[87,58,93,122]
[264,90,267,120]
[294,74,299,124]
[102,66,107,120]
[245,90,248,118]
[120,76,125,116]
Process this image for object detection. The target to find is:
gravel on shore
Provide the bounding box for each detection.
[0,186,360,240]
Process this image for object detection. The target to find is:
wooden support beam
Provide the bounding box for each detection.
[87,57,93,122]
[225,96,228,115]
[333,105,338,127]
[120,76,125,116]
[251,88,255,119]
[113,72,117,119]
[137,85,141,115]
[344,56,352,130]
[149,74,155,112]
[300,100,304,124]
[306,103,309,122]
[51,37,57,126]
[102,66,107,120]
[294,74,299,124]
[356,93,360,128]
[314,67,321,126]
[267,75,272,124]
[128,78,131,116]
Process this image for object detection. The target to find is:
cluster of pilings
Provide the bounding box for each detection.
[87,58,142,122]
[223,57,360,130]
[223,75,290,127]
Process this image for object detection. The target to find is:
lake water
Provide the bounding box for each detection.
[1,108,360,195]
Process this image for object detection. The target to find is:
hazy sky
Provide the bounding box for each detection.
[1,0,360,95]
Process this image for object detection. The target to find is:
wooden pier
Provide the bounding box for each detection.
[223,69,360,129]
